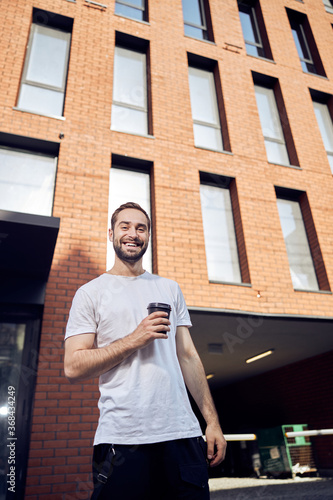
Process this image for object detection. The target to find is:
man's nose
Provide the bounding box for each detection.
[127,226,138,237]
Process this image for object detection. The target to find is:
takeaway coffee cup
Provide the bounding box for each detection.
[147,302,171,333]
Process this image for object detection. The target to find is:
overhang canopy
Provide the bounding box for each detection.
[189,308,333,388]
[0,210,60,304]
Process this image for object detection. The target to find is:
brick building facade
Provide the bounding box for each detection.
[0,0,332,498]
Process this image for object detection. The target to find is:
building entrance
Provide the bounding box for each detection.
[0,316,41,500]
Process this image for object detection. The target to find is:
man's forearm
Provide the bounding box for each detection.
[179,348,227,466]
[65,334,138,382]
[179,350,219,425]
[64,311,170,382]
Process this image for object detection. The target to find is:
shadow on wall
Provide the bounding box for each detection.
[24,246,103,500]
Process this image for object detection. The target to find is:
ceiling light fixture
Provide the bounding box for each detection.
[246,349,274,364]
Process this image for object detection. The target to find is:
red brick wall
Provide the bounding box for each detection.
[0,0,332,498]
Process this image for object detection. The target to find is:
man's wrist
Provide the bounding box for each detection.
[204,412,220,428]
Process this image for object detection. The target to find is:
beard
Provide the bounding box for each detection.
[113,237,149,263]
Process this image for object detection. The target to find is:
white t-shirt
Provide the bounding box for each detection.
[65,271,202,445]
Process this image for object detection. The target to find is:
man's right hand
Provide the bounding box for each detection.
[130,311,170,349]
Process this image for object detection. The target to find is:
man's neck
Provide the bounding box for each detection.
[108,258,145,277]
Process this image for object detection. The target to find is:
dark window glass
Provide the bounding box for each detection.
[239,3,265,57]
[290,19,317,74]
[115,0,146,22]
[182,0,209,40]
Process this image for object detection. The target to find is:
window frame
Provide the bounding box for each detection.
[115,0,148,22]
[17,11,73,118]
[182,0,213,41]
[200,172,250,285]
[188,66,222,151]
[187,54,230,153]
[310,89,333,174]
[107,155,154,273]
[323,0,333,14]
[275,187,330,292]
[253,72,299,167]
[111,33,152,136]
[240,4,264,54]
[254,84,289,165]
[290,20,316,73]
[238,0,272,60]
[0,147,58,217]
[0,133,59,217]
[287,9,326,77]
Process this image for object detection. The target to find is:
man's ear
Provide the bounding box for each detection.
[108,228,113,242]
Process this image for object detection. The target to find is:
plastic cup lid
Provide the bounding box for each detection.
[147,302,171,310]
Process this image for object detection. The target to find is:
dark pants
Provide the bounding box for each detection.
[91,437,210,500]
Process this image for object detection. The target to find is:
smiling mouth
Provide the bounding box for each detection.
[123,241,140,248]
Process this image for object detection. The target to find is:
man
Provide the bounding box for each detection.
[64,202,226,500]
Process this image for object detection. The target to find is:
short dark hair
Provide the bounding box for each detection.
[111,202,151,232]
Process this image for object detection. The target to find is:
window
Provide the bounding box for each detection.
[111,35,150,136]
[311,96,333,174]
[253,72,299,167]
[238,0,272,59]
[254,84,290,165]
[277,198,318,290]
[107,157,152,272]
[323,0,333,14]
[0,134,58,217]
[188,56,230,152]
[200,174,250,284]
[276,188,330,292]
[182,0,213,41]
[115,0,147,22]
[287,9,326,76]
[17,10,72,117]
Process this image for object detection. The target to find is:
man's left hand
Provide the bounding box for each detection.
[205,423,227,467]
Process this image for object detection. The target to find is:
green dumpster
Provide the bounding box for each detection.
[256,424,317,478]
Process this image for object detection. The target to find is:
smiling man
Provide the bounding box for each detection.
[64,202,226,500]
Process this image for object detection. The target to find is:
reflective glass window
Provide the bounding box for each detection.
[239,3,265,58]
[111,46,148,135]
[254,85,289,165]
[115,0,146,22]
[313,101,333,174]
[188,66,223,151]
[182,0,209,40]
[277,198,319,291]
[0,148,57,216]
[200,183,241,283]
[17,24,71,117]
[107,167,152,272]
[291,23,317,74]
